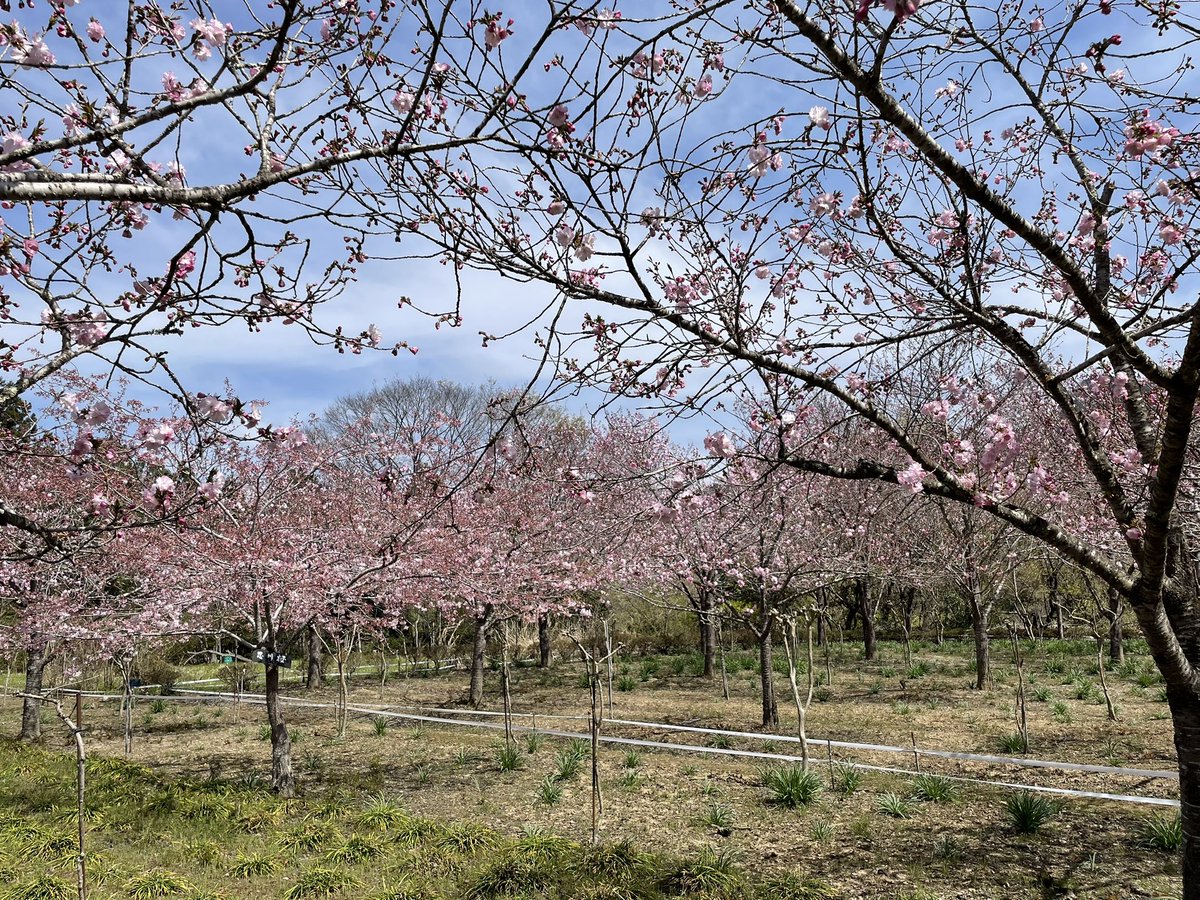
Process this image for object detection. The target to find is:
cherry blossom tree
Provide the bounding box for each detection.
[0,0,595,541]
[345,2,1200,886]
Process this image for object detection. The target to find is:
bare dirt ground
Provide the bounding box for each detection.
[3,638,1183,899]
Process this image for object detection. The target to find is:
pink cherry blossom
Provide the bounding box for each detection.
[548,105,570,128]
[86,20,105,42]
[704,432,737,458]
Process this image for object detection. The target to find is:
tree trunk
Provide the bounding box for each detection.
[856,578,876,661]
[306,623,323,689]
[758,627,778,728]
[538,614,552,668]
[1166,687,1200,900]
[969,591,990,690]
[19,644,48,741]
[1107,588,1125,665]
[468,607,492,708]
[265,664,294,797]
[699,593,716,678]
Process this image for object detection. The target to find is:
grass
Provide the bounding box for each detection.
[554,745,585,780]
[909,773,956,803]
[124,869,194,898]
[356,794,406,831]
[536,775,563,806]
[282,866,361,899]
[228,851,281,877]
[877,792,917,819]
[696,801,733,829]
[831,762,863,795]
[0,641,1177,900]
[1003,791,1058,834]
[496,744,523,772]
[659,846,743,896]
[2,875,74,900]
[996,732,1027,753]
[761,765,823,808]
[1137,814,1183,852]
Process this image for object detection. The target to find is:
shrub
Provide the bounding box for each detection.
[623,749,642,769]
[1003,791,1057,834]
[216,663,256,693]
[524,731,544,754]
[876,792,916,819]
[616,675,637,692]
[910,773,956,803]
[1137,814,1183,852]
[1032,686,1051,702]
[372,717,389,737]
[1051,701,1072,723]
[762,765,823,808]
[134,657,180,696]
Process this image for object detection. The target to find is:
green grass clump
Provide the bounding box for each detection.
[1136,814,1183,852]
[496,745,523,773]
[658,846,743,896]
[831,763,863,795]
[124,870,193,899]
[910,773,956,803]
[751,871,838,899]
[996,732,1027,753]
[356,794,407,832]
[762,765,823,808]
[437,822,499,854]
[325,834,384,865]
[1,874,74,900]
[1003,791,1058,834]
[536,775,563,806]
[283,866,361,899]
[876,792,916,819]
[554,746,584,780]
[228,851,281,877]
[696,801,733,830]
[278,819,340,853]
